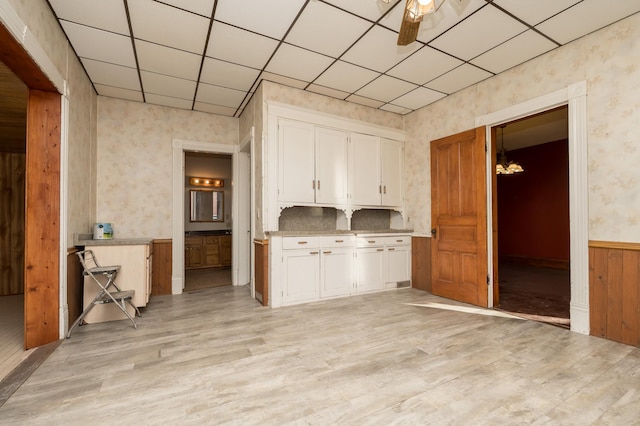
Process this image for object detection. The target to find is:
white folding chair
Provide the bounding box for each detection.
[67,249,141,338]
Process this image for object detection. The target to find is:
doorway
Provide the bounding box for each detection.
[492,108,571,327]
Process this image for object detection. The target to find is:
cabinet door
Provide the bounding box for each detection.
[355,247,385,293]
[315,127,348,205]
[381,139,404,206]
[283,250,320,304]
[321,248,353,298]
[185,244,203,268]
[278,119,315,203]
[220,235,232,266]
[386,245,410,284]
[350,133,381,206]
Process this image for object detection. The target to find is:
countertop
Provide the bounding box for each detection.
[74,234,153,246]
[266,229,413,237]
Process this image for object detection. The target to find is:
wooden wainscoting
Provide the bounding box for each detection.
[66,248,83,325]
[151,239,172,296]
[589,240,640,347]
[254,239,269,306]
[412,236,431,292]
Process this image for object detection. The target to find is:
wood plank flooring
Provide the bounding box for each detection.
[1,286,640,424]
[0,295,33,382]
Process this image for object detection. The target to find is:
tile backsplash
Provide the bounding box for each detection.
[351,209,391,230]
[279,207,337,231]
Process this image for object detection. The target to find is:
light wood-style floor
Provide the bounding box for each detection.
[1,286,640,424]
[0,295,33,382]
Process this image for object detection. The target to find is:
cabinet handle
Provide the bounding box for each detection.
[377,248,384,252]
[388,248,395,251]
[379,185,382,194]
[335,240,344,243]
[383,185,387,194]
[368,240,376,244]
[324,250,332,254]
[317,180,320,190]
[396,239,404,243]
[312,180,315,190]
[297,241,308,245]
[310,251,319,255]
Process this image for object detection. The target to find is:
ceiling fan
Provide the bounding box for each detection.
[392,0,447,46]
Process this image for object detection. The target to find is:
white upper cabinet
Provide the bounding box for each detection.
[278,119,315,203]
[350,135,404,207]
[278,119,348,205]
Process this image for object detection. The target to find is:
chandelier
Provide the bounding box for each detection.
[496,125,524,175]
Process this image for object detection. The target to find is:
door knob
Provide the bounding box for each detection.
[431,228,437,238]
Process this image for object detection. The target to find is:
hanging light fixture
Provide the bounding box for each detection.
[496,125,524,175]
[405,0,443,23]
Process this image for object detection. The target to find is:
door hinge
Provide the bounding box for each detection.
[487,275,490,285]
[485,142,488,153]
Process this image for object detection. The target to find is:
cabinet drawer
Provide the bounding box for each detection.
[320,235,354,248]
[205,244,219,255]
[185,237,203,245]
[282,236,321,250]
[384,235,411,246]
[356,237,384,247]
[205,236,219,244]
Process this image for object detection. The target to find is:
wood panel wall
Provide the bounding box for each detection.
[0,152,25,295]
[151,239,172,296]
[590,241,640,347]
[254,239,268,306]
[412,236,431,292]
[66,248,83,325]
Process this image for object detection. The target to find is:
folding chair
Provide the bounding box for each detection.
[67,249,141,338]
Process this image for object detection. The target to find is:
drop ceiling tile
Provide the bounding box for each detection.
[342,26,421,72]
[535,0,640,45]
[48,0,129,35]
[429,5,528,60]
[128,0,209,54]
[392,86,446,110]
[136,41,201,81]
[215,0,306,39]
[195,82,246,108]
[380,104,412,114]
[94,84,143,102]
[493,0,581,26]
[345,94,385,109]
[355,75,417,102]
[200,58,260,91]
[322,0,397,21]
[285,1,372,57]
[194,102,237,117]
[145,93,193,110]
[257,72,308,90]
[82,59,140,91]
[265,44,334,82]
[60,22,135,67]
[158,0,214,17]
[387,46,462,85]
[306,84,349,100]
[471,30,557,74]
[425,63,492,94]
[207,22,279,69]
[414,0,487,44]
[314,60,380,93]
[140,71,196,100]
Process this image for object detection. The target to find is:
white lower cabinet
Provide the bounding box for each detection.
[271,233,410,307]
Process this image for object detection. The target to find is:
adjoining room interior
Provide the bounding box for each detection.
[0,61,28,382]
[183,152,233,292]
[494,107,571,327]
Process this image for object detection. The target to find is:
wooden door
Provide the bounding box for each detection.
[430,127,488,307]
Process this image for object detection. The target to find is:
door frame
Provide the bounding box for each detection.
[239,127,255,292]
[171,140,240,294]
[476,81,589,334]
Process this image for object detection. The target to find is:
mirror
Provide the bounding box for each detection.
[190,190,224,222]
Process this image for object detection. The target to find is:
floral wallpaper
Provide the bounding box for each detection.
[404,13,640,242]
[96,97,238,239]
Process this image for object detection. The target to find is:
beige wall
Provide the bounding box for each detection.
[96,97,238,239]
[404,13,640,242]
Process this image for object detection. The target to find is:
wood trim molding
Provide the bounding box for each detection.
[589,240,640,251]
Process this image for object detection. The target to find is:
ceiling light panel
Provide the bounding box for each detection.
[313,60,380,93]
[135,41,202,81]
[60,22,135,67]
[145,93,193,110]
[285,1,372,57]
[82,59,140,91]
[206,23,279,69]
[140,71,197,100]
[425,63,492,94]
[93,84,143,102]
[470,30,557,74]
[392,86,446,110]
[157,0,215,17]
[355,75,417,102]
[535,0,640,45]
[493,0,581,26]
[265,44,334,82]
[322,0,397,21]
[429,5,528,61]
[48,0,130,35]
[214,0,306,39]
[128,0,210,54]
[200,58,260,91]
[342,26,421,72]
[195,82,246,108]
[387,46,462,85]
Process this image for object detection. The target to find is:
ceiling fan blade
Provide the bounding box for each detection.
[397,3,421,46]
